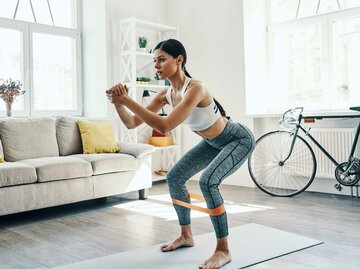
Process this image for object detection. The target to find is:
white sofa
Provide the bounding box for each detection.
[0,116,154,216]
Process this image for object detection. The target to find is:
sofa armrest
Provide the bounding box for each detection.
[118,142,155,158]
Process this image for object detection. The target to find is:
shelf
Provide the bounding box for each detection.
[153,145,179,151]
[119,17,177,32]
[122,51,154,58]
[118,17,179,182]
[120,17,177,32]
[152,173,167,181]
[136,84,167,89]
[136,19,177,31]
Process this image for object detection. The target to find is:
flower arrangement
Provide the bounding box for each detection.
[0,78,25,116]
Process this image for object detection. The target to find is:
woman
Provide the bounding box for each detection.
[106,39,255,269]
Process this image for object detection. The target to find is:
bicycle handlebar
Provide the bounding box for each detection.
[279,107,304,127]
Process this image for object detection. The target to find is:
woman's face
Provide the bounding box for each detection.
[153,49,180,79]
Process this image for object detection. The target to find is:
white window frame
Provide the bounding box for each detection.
[0,0,82,117]
[0,18,29,117]
[267,6,360,115]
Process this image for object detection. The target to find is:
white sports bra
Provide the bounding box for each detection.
[165,77,221,131]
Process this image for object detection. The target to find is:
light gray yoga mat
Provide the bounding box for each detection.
[54,223,323,269]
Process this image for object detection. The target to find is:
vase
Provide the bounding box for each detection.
[6,102,12,117]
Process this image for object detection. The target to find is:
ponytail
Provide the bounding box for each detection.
[183,66,192,78]
[213,98,227,117]
[184,67,227,118]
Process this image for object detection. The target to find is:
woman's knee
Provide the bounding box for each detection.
[199,173,217,193]
[166,167,188,188]
[166,168,177,186]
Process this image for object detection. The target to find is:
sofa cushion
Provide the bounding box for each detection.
[77,120,120,154]
[73,154,138,175]
[56,116,117,156]
[0,117,59,162]
[0,162,37,187]
[56,116,84,156]
[19,156,93,182]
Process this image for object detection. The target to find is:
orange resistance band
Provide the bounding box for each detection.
[172,193,225,216]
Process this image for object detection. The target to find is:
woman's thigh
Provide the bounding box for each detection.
[201,136,254,188]
[167,140,220,184]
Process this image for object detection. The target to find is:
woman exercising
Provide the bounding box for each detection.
[106,39,255,269]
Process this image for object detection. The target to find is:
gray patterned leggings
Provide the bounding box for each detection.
[166,120,255,238]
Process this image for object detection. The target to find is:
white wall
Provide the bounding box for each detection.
[105,0,168,86]
[81,0,167,118]
[81,0,109,118]
[243,0,270,117]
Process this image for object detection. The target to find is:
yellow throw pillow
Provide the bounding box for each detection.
[77,120,120,154]
[0,155,5,163]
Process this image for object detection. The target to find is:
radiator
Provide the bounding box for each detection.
[301,128,359,179]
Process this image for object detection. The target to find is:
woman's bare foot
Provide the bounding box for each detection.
[161,224,194,252]
[200,236,231,269]
[199,250,232,269]
[161,236,194,252]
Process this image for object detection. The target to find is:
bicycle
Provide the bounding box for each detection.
[248,106,360,197]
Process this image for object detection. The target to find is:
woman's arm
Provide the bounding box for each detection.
[121,84,205,133]
[113,104,142,129]
[108,86,168,129]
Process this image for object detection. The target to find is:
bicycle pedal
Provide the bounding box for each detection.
[334,184,343,191]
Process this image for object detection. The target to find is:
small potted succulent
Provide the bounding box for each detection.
[138,36,148,52]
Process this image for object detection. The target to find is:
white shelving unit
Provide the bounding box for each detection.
[114,17,180,181]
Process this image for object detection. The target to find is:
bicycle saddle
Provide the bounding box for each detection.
[349,106,360,112]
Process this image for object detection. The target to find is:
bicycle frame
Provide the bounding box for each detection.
[284,112,360,169]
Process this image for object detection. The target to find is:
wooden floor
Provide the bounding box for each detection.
[0,180,359,269]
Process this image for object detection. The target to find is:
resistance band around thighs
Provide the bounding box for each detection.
[172,193,225,216]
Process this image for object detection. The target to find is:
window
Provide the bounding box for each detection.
[332,16,360,108]
[0,27,24,112]
[0,0,76,28]
[270,0,360,23]
[0,0,81,116]
[32,32,78,111]
[270,22,327,111]
[246,0,360,115]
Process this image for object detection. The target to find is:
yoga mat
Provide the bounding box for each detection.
[54,223,323,269]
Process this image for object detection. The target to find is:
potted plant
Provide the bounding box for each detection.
[136,76,151,84]
[138,36,147,52]
[0,78,25,117]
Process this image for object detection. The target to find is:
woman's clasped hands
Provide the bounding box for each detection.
[106,83,129,106]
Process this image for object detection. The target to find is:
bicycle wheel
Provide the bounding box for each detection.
[248,130,317,197]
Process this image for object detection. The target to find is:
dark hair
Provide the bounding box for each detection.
[154,39,227,117]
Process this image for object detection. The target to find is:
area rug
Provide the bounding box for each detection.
[54,223,323,269]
